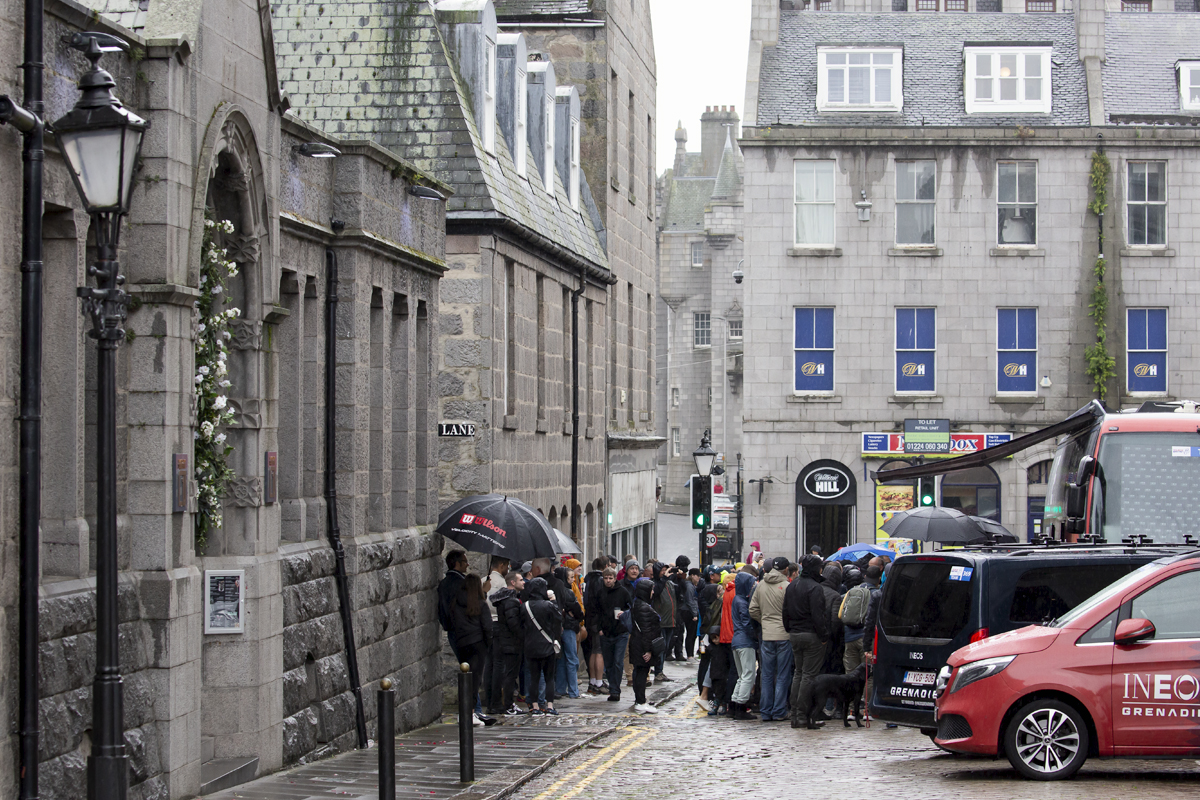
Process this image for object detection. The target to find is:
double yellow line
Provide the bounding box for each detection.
[529,728,657,800]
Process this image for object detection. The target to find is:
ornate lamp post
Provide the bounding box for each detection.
[692,430,716,566]
[52,32,148,800]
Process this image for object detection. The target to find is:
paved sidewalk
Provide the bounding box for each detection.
[204,661,695,800]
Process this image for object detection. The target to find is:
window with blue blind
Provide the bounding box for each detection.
[997,308,1037,393]
[895,307,936,393]
[794,307,835,393]
[1127,308,1167,394]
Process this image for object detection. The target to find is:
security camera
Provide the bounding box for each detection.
[732,268,744,284]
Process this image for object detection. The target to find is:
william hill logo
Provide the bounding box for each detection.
[801,362,825,376]
[1134,363,1158,378]
[1003,363,1027,378]
[902,363,926,377]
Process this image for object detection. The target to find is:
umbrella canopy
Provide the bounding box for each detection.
[552,528,583,555]
[967,516,1019,543]
[436,494,558,562]
[829,542,894,562]
[879,506,988,544]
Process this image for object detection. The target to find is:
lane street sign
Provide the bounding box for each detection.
[438,422,476,437]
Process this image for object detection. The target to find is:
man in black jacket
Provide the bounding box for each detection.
[488,571,525,714]
[437,550,470,657]
[522,577,563,714]
[783,554,829,728]
[589,567,632,702]
[582,557,607,694]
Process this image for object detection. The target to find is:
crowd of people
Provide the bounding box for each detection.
[435,545,892,729]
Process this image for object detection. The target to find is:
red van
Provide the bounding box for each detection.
[932,549,1200,780]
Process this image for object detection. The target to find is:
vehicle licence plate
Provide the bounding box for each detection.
[904,671,936,686]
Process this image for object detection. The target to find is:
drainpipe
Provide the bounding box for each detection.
[0,0,47,794]
[570,270,584,545]
[325,240,368,749]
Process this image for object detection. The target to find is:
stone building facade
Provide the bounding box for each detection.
[739,0,1200,559]
[493,0,662,560]
[0,0,448,795]
[273,0,616,559]
[655,108,745,514]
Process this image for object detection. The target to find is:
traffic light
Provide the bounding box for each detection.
[691,474,711,529]
[919,477,936,507]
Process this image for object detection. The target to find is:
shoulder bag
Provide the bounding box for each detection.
[526,602,562,655]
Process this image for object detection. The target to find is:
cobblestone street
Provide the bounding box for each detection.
[509,679,1200,800]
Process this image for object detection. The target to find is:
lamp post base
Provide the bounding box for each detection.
[87,753,129,800]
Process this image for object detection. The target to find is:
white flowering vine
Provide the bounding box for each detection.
[195,216,241,550]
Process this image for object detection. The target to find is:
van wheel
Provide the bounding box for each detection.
[1004,699,1088,780]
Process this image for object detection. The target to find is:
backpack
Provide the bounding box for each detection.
[839,584,871,628]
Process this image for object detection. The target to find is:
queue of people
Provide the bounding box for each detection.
[436,545,890,726]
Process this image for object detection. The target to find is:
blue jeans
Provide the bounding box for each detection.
[759,639,794,720]
[523,658,548,706]
[555,629,580,698]
[599,632,628,698]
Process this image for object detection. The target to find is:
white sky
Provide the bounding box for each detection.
[649,0,752,175]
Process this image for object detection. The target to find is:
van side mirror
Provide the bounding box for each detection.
[1066,456,1095,519]
[1115,617,1156,646]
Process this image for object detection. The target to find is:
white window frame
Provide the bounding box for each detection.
[894,307,936,395]
[964,46,1052,115]
[793,307,835,396]
[996,160,1038,248]
[1179,62,1200,112]
[569,116,581,209]
[895,160,936,246]
[671,427,681,457]
[728,319,743,340]
[483,37,497,154]
[543,96,555,194]
[515,67,527,177]
[690,242,703,267]
[694,312,711,348]
[817,47,904,112]
[996,307,1038,396]
[671,387,680,407]
[1126,308,1168,396]
[793,160,837,247]
[1126,161,1168,248]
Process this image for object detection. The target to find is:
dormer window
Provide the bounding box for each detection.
[543,95,555,193]
[515,67,528,176]
[569,117,580,209]
[965,46,1051,114]
[1179,62,1200,112]
[817,47,903,112]
[483,37,496,154]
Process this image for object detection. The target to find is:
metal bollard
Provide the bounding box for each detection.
[457,662,474,783]
[378,678,395,800]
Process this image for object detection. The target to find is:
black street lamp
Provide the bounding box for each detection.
[693,430,716,566]
[52,32,148,800]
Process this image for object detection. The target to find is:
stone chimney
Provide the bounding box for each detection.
[700,105,740,178]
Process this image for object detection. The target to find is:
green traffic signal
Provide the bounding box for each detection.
[920,494,934,506]
[918,477,936,507]
[695,513,705,527]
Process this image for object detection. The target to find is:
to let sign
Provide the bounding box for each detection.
[438,422,476,437]
[904,418,950,454]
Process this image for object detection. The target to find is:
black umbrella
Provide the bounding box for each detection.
[552,528,583,555]
[880,506,988,545]
[436,494,559,562]
[967,515,1019,543]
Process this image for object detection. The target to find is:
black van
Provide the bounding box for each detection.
[867,544,1181,734]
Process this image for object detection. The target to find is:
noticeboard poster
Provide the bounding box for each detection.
[204,570,245,634]
[875,484,915,543]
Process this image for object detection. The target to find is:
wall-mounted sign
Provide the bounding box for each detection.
[904,419,950,454]
[438,422,476,437]
[796,460,857,507]
[204,570,245,634]
[804,466,850,500]
[863,432,1013,458]
[264,451,278,505]
[172,453,189,514]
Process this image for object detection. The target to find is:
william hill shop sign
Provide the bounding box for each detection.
[861,431,1012,459]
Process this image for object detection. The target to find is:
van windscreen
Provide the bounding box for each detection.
[879,561,972,642]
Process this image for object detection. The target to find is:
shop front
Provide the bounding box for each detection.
[795,459,857,559]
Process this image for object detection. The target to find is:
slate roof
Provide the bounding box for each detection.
[272,0,608,271]
[1103,12,1200,122]
[711,136,743,201]
[756,12,1089,127]
[661,177,717,231]
[492,0,594,19]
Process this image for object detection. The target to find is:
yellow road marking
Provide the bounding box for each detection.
[529,730,646,800]
[554,730,657,800]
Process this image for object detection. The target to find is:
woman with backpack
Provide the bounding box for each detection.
[839,566,871,672]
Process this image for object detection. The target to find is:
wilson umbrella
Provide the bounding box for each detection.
[552,528,583,555]
[967,516,1019,543]
[879,506,988,545]
[436,494,558,562]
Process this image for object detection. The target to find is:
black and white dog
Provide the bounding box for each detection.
[805,663,867,729]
